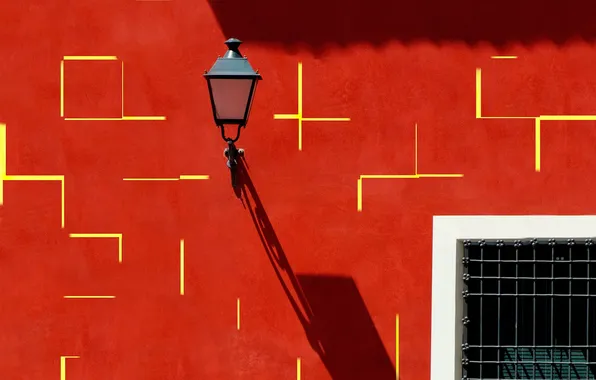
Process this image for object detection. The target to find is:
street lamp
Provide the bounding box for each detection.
[204,38,262,187]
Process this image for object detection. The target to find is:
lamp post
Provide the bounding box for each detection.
[204,38,262,187]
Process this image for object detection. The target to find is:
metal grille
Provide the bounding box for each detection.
[462,239,596,380]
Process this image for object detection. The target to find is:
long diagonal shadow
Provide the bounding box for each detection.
[234,159,395,379]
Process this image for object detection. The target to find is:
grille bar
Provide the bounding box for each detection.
[461,239,596,380]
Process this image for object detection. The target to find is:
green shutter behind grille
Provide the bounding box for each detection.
[502,348,595,379]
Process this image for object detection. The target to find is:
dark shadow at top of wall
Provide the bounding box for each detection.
[207,0,596,52]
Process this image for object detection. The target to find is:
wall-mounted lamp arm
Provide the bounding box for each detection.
[220,124,245,188]
[219,124,244,143]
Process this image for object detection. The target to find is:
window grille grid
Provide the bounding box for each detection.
[461,239,596,380]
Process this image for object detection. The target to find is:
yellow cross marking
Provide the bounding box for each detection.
[274,62,350,151]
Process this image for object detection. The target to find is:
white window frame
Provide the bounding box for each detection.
[431,215,596,380]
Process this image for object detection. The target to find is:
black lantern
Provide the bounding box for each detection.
[204,38,262,187]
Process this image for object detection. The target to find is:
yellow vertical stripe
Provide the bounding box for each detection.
[180,239,185,295]
[535,118,541,172]
[396,314,400,379]
[475,68,482,118]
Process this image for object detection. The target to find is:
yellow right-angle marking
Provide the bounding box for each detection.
[60,355,80,380]
[491,56,518,59]
[237,298,241,330]
[297,357,301,380]
[61,56,166,121]
[0,124,66,228]
[69,233,123,263]
[476,63,596,172]
[396,314,400,380]
[357,123,463,211]
[180,239,185,295]
[274,62,350,151]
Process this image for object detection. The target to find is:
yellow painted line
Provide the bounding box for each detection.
[69,233,123,263]
[396,314,400,379]
[535,118,541,172]
[60,355,80,380]
[475,68,482,119]
[60,61,64,117]
[180,239,185,295]
[64,116,166,121]
[298,62,303,151]
[121,116,166,121]
[491,56,518,59]
[297,357,301,380]
[480,116,535,119]
[237,298,241,330]
[301,117,351,122]
[63,296,115,299]
[64,117,124,121]
[122,175,209,181]
[360,174,462,180]
[4,175,62,181]
[179,175,210,180]
[273,114,300,120]
[61,179,65,228]
[0,123,5,205]
[123,177,179,181]
[361,174,420,180]
[418,174,464,178]
[414,123,418,175]
[357,177,363,211]
[121,61,125,118]
[540,115,596,121]
[63,56,118,60]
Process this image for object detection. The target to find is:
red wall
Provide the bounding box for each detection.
[2,1,596,379]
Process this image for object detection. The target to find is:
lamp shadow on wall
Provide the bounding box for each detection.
[207,0,596,52]
[234,159,396,379]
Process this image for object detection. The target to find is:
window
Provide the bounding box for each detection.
[431,216,596,380]
[462,239,596,379]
